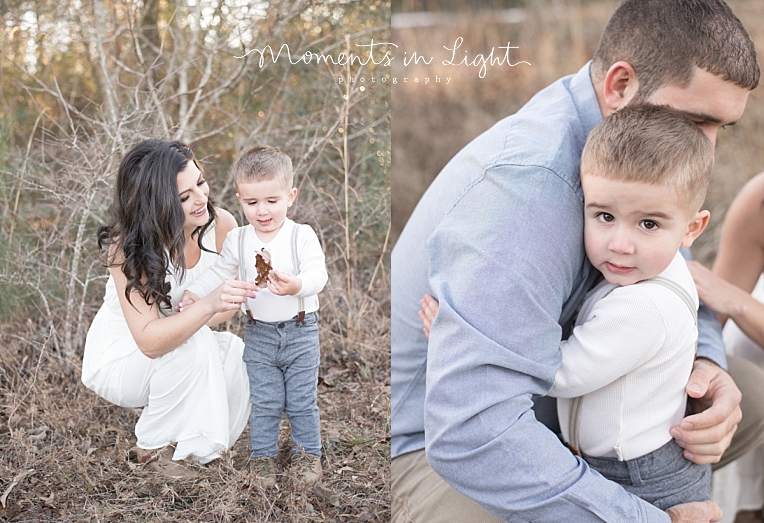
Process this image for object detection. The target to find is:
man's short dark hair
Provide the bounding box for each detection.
[591,0,759,97]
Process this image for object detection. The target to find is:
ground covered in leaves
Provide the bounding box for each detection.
[0,318,390,522]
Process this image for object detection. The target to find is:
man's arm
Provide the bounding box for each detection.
[680,247,726,367]
[674,248,741,465]
[424,167,669,522]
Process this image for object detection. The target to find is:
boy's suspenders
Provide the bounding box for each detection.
[565,276,698,458]
[237,224,306,323]
[291,224,306,323]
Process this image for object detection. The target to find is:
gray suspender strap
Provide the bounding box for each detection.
[648,276,698,326]
[566,276,698,458]
[238,227,255,322]
[291,224,305,322]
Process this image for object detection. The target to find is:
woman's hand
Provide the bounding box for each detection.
[176,290,200,312]
[687,260,747,320]
[418,294,440,339]
[198,280,259,313]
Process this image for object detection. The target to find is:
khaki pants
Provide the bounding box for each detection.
[391,355,764,521]
[714,355,764,469]
[391,448,503,523]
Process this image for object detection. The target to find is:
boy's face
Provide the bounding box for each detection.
[236,178,297,240]
[581,174,708,286]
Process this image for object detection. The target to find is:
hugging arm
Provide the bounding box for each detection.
[424,168,669,523]
[675,249,741,465]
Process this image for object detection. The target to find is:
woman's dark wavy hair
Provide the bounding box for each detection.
[98,140,217,309]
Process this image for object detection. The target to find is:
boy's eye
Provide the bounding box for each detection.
[268,200,277,204]
[596,212,614,223]
[641,220,659,230]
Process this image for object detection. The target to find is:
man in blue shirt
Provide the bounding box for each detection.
[391,1,762,521]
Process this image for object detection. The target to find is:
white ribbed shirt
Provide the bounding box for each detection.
[186,218,328,322]
[550,252,697,461]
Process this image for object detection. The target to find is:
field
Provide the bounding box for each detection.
[0,1,391,521]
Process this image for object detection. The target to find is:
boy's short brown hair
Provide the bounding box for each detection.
[581,104,713,215]
[591,0,759,99]
[233,145,293,188]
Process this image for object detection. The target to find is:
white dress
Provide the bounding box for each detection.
[712,275,764,522]
[81,224,250,464]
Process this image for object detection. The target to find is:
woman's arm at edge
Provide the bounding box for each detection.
[710,172,764,345]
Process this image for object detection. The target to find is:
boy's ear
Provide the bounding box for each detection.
[602,61,640,115]
[287,187,298,207]
[236,192,241,201]
[681,210,711,248]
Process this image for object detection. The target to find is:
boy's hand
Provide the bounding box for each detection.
[418,294,439,339]
[176,290,200,312]
[267,269,302,296]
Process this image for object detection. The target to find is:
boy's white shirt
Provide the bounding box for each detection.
[550,251,698,461]
[186,218,328,322]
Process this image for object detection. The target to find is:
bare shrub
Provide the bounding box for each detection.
[0,0,391,520]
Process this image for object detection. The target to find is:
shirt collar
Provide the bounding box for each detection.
[569,61,603,139]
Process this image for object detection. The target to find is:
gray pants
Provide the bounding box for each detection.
[243,312,321,458]
[583,440,711,510]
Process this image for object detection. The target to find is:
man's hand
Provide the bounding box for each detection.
[666,500,722,523]
[670,358,742,464]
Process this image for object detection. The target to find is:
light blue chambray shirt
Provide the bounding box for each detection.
[391,62,726,523]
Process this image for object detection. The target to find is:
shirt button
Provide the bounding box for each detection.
[278,322,285,328]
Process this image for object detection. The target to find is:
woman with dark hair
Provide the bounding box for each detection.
[82,140,258,478]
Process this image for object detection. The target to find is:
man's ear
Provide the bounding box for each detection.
[601,61,640,116]
[681,210,711,248]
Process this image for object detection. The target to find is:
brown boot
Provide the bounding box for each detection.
[248,456,278,488]
[128,445,199,480]
[291,453,322,486]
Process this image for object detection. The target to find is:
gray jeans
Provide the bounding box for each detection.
[583,440,711,510]
[243,312,321,458]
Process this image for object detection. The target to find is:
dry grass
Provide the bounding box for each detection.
[391,0,764,263]
[0,303,390,522]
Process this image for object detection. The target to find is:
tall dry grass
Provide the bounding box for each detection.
[0,1,391,520]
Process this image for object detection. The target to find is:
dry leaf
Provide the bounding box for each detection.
[1,469,35,508]
[254,249,273,288]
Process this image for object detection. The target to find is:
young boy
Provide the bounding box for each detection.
[547,103,713,509]
[182,145,328,487]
